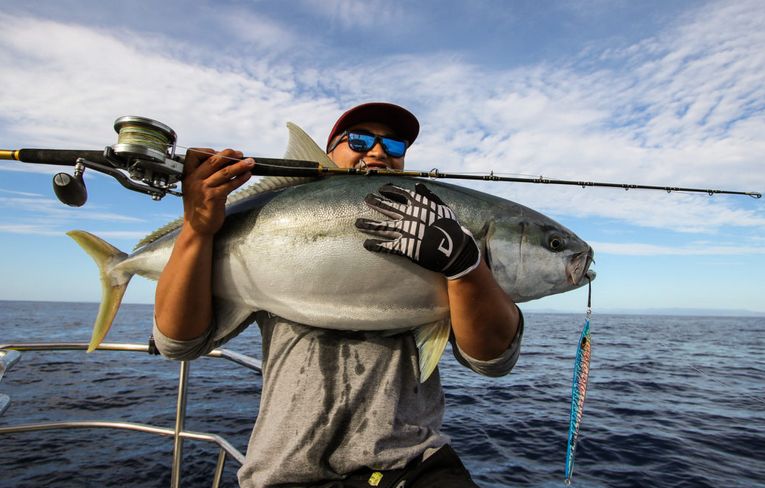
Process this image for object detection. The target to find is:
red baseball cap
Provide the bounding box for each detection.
[326,102,420,152]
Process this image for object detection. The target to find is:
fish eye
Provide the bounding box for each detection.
[547,233,566,252]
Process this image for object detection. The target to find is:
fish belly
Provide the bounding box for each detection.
[210,178,451,331]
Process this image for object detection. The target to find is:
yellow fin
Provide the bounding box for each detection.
[285,122,338,168]
[413,319,451,382]
[134,122,332,250]
[67,230,130,352]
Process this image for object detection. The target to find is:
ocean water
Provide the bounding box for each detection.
[0,300,763,487]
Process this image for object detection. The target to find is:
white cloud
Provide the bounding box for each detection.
[0,13,338,155]
[0,223,146,240]
[0,0,763,237]
[591,240,765,256]
[205,7,300,55]
[0,224,63,236]
[300,0,406,29]
[0,188,45,197]
[0,195,144,225]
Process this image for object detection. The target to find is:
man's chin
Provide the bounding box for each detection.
[356,160,390,170]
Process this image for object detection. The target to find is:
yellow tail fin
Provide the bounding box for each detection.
[67,230,130,352]
[413,319,451,382]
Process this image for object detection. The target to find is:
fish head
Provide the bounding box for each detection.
[479,210,595,303]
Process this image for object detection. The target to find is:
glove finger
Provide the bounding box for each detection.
[437,204,456,221]
[369,236,420,259]
[355,218,402,239]
[415,183,446,206]
[363,238,407,257]
[378,184,415,205]
[364,193,408,218]
[414,183,458,221]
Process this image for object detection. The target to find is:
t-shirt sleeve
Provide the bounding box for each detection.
[151,316,218,360]
[450,308,524,377]
[151,297,260,361]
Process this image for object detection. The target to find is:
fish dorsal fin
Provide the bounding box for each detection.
[224,175,315,207]
[285,122,338,168]
[134,123,332,250]
[134,218,183,250]
[413,319,451,383]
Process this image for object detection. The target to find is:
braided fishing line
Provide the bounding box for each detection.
[115,121,173,154]
[649,336,765,407]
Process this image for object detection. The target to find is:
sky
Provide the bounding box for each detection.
[0,0,763,314]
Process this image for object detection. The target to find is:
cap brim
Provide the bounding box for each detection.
[327,102,419,151]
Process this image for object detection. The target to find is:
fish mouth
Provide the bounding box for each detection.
[567,247,595,286]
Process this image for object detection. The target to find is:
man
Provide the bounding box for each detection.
[153,103,523,487]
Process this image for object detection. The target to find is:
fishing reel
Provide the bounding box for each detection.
[2,114,325,207]
[52,116,183,206]
[107,116,182,192]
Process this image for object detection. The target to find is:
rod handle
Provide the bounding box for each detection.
[1,149,109,166]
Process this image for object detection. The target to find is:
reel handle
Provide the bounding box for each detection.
[53,171,88,207]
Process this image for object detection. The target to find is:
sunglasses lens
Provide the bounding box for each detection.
[381,138,406,158]
[348,133,376,152]
[348,132,407,158]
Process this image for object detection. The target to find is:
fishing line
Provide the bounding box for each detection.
[169,144,762,198]
[648,336,765,407]
[475,425,516,465]
[115,119,175,155]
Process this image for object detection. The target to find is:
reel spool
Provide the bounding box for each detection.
[104,116,184,198]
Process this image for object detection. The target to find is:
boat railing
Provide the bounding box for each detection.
[0,342,262,488]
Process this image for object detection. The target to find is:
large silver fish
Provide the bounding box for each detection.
[69,124,594,381]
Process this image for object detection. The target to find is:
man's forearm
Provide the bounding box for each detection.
[447,261,519,360]
[154,225,215,340]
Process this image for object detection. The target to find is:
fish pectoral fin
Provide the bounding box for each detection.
[211,299,258,347]
[413,319,451,383]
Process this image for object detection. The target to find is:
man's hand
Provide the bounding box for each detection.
[182,148,254,236]
[355,183,481,280]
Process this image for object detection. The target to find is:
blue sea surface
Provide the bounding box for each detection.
[0,301,763,487]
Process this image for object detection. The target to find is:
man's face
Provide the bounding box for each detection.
[327,122,406,170]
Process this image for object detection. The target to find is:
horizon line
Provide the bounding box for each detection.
[1,299,763,318]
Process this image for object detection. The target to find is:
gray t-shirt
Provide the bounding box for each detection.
[153,311,523,487]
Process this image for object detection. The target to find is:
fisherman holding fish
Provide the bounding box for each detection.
[153,103,524,487]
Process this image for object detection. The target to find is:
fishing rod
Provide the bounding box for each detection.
[1,115,761,206]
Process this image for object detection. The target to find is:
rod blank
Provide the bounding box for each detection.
[2,148,761,199]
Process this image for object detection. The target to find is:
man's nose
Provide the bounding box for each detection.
[365,139,387,159]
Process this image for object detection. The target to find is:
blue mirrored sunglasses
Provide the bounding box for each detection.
[329,130,408,158]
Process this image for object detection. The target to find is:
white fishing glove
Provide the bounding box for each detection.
[356,183,481,280]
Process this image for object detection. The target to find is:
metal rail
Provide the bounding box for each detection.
[0,342,262,488]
